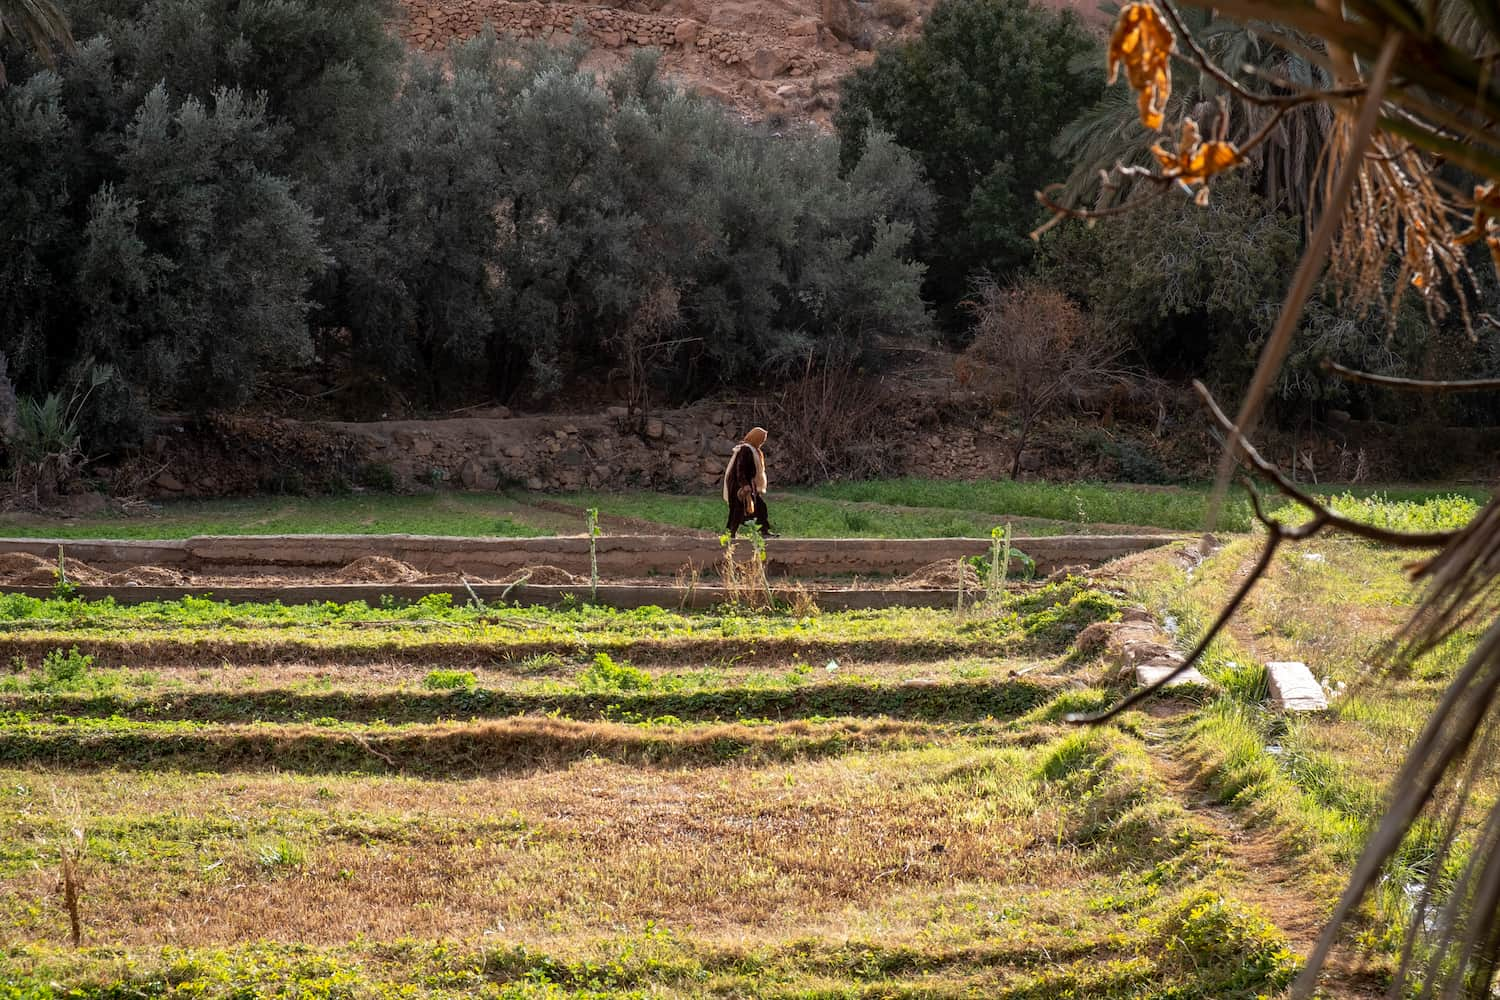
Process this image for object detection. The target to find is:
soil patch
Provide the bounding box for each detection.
[898,559,982,590]
[104,566,188,587]
[499,564,583,586]
[0,552,106,587]
[333,556,423,584]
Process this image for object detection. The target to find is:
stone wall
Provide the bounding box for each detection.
[401,0,823,80]
[359,406,744,493]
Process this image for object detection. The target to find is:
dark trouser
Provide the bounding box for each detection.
[727,491,772,538]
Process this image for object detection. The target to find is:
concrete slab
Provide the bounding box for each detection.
[1136,661,1211,688]
[1266,660,1328,712]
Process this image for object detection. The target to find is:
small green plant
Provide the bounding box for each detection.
[423,669,477,690]
[987,523,1012,604]
[1153,890,1298,994]
[13,364,114,503]
[254,839,306,872]
[52,546,79,600]
[578,652,652,692]
[744,523,774,607]
[587,507,601,602]
[39,647,93,690]
[416,592,454,615]
[955,557,968,616]
[517,652,565,674]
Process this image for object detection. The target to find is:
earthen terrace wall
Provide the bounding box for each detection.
[0,533,1175,579]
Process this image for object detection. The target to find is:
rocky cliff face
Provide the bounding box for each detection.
[396,0,906,127]
[395,0,1105,127]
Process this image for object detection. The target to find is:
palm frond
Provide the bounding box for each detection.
[0,0,75,84]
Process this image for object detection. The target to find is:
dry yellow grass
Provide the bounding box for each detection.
[3,747,1077,947]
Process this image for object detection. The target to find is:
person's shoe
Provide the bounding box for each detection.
[764,530,780,538]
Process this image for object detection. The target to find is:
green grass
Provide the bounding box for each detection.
[0,577,1121,672]
[0,493,546,539]
[1,482,1484,541]
[559,490,1056,537]
[809,479,1490,534]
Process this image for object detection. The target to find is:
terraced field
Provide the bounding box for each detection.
[0,569,1332,999]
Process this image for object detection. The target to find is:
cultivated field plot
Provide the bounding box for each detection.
[0,576,1305,998]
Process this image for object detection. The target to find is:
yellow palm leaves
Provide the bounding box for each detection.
[1150,120,1241,204]
[1108,2,1174,131]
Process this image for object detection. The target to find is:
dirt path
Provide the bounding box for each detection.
[1143,720,1385,998]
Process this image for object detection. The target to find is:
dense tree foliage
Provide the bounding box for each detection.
[1037,179,1443,418]
[835,0,1102,328]
[0,0,931,449]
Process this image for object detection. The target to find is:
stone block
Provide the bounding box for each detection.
[1266,661,1328,712]
[1136,661,1211,689]
[751,48,790,80]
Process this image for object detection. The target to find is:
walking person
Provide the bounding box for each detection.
[723,426,776,538]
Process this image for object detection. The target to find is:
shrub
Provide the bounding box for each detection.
[423,669,477,691]
[39,647,93,690]
[963,279,1133,477]
[1152,890,1300,995]
[578,652,653,692]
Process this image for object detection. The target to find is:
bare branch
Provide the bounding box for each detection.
[1194,380,1457,548]
[1030,182,1171,237]
[1324,358,1500,392]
